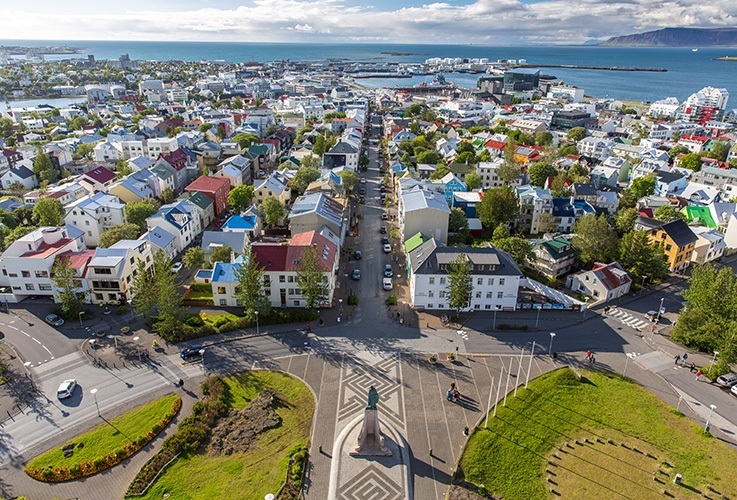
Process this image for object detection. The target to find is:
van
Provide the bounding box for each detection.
[716,372,737,388]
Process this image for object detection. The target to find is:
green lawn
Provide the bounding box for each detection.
[141,371,314,500]
[459,369,737,499]
[200,311,242,327]
[187,284,214,301]
[27,393,179,470]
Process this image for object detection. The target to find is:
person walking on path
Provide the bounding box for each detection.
[674,354,681,365]
[695,369,703,381]
[586,350,592,361]
[307,323,312,332]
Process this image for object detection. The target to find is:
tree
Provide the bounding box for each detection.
[300,154,320,170]
[297,246,330,309]
[198,123,213,133]
[232,96,244,110]
[477,185,519,230]
[679,153,703,171]
[73,143,95,161]
[32,198,65,226]
[566,127,587,143]
[216,124,227,141]
[456,151,477,165]
[449,207,469,233]
[130,260,156,318]
[210,246,233,264]
[183,247,206,269]
[706,142,730,162]
[228,185,255,213]
[618,230,668,292]
[614,207,640,234]
[572,213,619,267]
[232,132,260,149]
[4,225,35,249]
[338,170,359,192]
[535,131,554,147]
[312,134,327,156]
[445,253,473,315]
[528,162,557,187]
[654,205,686,223]
[465,172,481,191]
[430,163,451,180]
[629,173,657,199]
[125,200,158,232]
[234,248,271,319]
[416,150,440,164]
[262,197,286,227]
[536,212,558,234]
[492,223,511,242]
[150,251,182,338]
[33,148,59,186]
[496,159,522,184]
[52,257,85,319]
[558,144,578,156]
[98,223,140,248]
[292,165,321,195]
[495,237,535,267]
[667,145,689,161]
[159,188,175,204]
[115,158,133,178]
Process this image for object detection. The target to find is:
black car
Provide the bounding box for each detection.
[380,186,386,193]
[380,226,387,234]
[382,237,389,245]
[354,250,362,260]
[359,188,366,195]
[180,344,203,360]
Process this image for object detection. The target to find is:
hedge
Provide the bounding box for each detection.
[25,397,181,483]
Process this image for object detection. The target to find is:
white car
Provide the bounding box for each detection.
[382,278,393,290]
[57,379,77,399]
[171,262,183,273]
[360,178,367,184]
[383,244,392,253]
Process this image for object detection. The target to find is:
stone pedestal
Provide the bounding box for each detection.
[349,409,392,456]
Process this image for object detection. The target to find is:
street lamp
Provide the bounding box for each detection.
[709,350,719,370]
[78,310,84,328]
[90,388,100,416]
[255,310,259,335]
[338,298,343,322]
[656,297,665,323]
[493,305,500,329]
[127,298,134,322]
[401,301,406,324]
[641,275,648,294]
[623,353,631,377]
[549,332,556,356]
[705,404,717,433]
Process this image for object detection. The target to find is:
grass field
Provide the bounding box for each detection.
[27,393,179,470]
[458,369,737,499]
[141,371,314,500]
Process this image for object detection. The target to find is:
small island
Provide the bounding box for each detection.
[714,56,737,62]
[381,51,414,56]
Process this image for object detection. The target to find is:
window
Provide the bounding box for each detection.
[439,277,446,285]
[488,278,494,286]
[486,292,493,298]
[288,289,294,295]
[429,277,435,284]
[288,275,294,283]
[428,290,434,298]
[294,300,300,306]
[25,284,35,290]
[34,270,48,278]
[279,275,285,282]
[130,257,135,264]
[485,304,491,310]
[477,278,483,285]
[217,287,226,294]
[295,289,302,295]
[220,299,227,306]
[497,292,503,299]
[474,304,480,310]
[438,304,444,308]
[665,244,672,251]
[475,291,481,298]
[93,268,112,275]
[95,293,103,301]
[39,284,52,291]
[439,291,446,298]
[21,271,30,277]
[499,278,505,285]
[428,304,433,308]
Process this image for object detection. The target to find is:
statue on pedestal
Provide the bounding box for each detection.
[350,385,392,456]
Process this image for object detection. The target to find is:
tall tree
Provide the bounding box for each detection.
[228,185,255,213]
[494,237,535,267]
[292,165,321,195]
[296,246,330,309]
[183,247,206,269]
[4,225,36,250]
[159,188,175,204]
[449,207,469,233]
[32,198,65,226]
[572,213,619,267]
[338,170,359,192]
[445,253,473,315]
[52,257,85,318]
[130,260,156,318]
[33,148,59,186]
[300,154,321,170]
[262,197,286,227]
[98,223,140,248]
[477,185,519,230]
[234,248,271,319]
[535,131,553,146]
[654,205,686,223]
[150,251,182,338]
[614,207,640,234]
[125,200,158,232]
[566,127,587,142]
[210,246,232,263]
[679,153,702,171]
[528,161,557,187]
[618,230,668,291]
[465,172,481,191]
[430,163,451,180]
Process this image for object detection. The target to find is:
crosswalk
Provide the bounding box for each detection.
[607,307,654,332]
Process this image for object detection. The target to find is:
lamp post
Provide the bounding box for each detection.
[535,305,541,329]
[709,350,719,371]
[133,336,141,362]
[623,353,631,377]
[549,332,556,356]
[656,297,665,323]
[255,310,259,335]
[401,301,406,324]
[641,275,648,294]
[493,305,500,330]
[90,388,100,417]
[705,404,716,433]
[338,298,343,322]
[127,298,134,323]
[78,310,84,328]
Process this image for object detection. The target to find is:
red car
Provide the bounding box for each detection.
[215,218,226,227]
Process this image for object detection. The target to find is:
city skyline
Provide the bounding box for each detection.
[3,0,737,45]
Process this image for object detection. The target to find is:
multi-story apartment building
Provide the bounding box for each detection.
[64,192,126,247]
[87,239,152,304]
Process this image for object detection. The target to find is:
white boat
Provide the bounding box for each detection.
[692,48,699,52]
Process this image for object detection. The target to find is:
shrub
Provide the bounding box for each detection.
[93,457,105,468]
[385,294,397,306]
[184,315,205,327]
[347,293,359,306]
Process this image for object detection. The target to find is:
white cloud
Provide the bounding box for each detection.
[4,0,737,44]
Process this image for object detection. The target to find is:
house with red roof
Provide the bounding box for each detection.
[567,262,632,303]
[185,175,230,215]
[210,229,339,308]
[0,148,23,171]
[677,134,711,154]
[79,166,117,193]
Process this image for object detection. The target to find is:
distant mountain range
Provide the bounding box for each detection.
[602,27,737,47]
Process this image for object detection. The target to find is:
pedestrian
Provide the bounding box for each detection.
[450,382,456,391]
[690,362,696,373]
[683,353,689,365]
[586,350,592,360]
[695,369,702,381]
[590,355,596,364]
[307,323,312,332]
[178,379,184,387]
[446,390,453,401]
[674,355,681,365]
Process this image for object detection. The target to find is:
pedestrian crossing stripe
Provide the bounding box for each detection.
[608,308,650,331]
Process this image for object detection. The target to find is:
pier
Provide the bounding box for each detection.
[516,64,667,72]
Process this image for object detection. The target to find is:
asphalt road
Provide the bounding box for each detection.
[0,307,77,367]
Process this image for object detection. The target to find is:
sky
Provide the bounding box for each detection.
[2,0,737,45]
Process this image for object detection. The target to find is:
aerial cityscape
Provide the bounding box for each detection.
[3,6,737,500]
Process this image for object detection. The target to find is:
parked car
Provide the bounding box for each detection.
[383,277,393,290]
[258,169,265,176]
[351,269,362,280]
[171,262,183,274]
[380,226,387,234]
[645,308,666,321]
[380,186,386,193]
[383,243,391,253]
[57,379,77,399]
[360,178,366,184]
[354,250,362,260]
[180,344,204,360]
[731,385,737,397]
[381,212,389,220]
[359,188,366,195]
[381,237,389,245]
[384,264,393,277]
[717,372,737,388]
[45,313,65,327]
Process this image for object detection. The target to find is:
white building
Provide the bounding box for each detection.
[87,239,152,304]
[64,192,127,248]
[567,262,631,303]
[399,186,450,244]
[407,239,522,311]
[690,226,726,265]
[145,200,200,255]
[648,97,680,118]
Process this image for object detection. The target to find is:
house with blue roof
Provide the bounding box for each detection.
[222,210,262,239]
[552,197,595,233]
[145,200,199,255]
[439,172,467,204]
[140,225,177,260]
[109,176,155,204]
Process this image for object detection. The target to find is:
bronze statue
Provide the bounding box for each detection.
[367,385,379,410]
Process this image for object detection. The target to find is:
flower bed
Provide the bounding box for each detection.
[25,396,181,482]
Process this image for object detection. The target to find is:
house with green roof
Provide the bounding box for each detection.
[682,205,717,229]
[404,232,429,254]
[530,236,577,279]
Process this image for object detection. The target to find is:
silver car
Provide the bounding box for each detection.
[716,372,737,388]
[57,379,77,399]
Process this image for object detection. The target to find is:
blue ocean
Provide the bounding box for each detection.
[3,40,737,103]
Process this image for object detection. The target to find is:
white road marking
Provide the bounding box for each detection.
[7,325,18,330]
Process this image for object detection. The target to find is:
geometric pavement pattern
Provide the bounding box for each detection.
[337,354,405,431]
[337,463,404,500]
